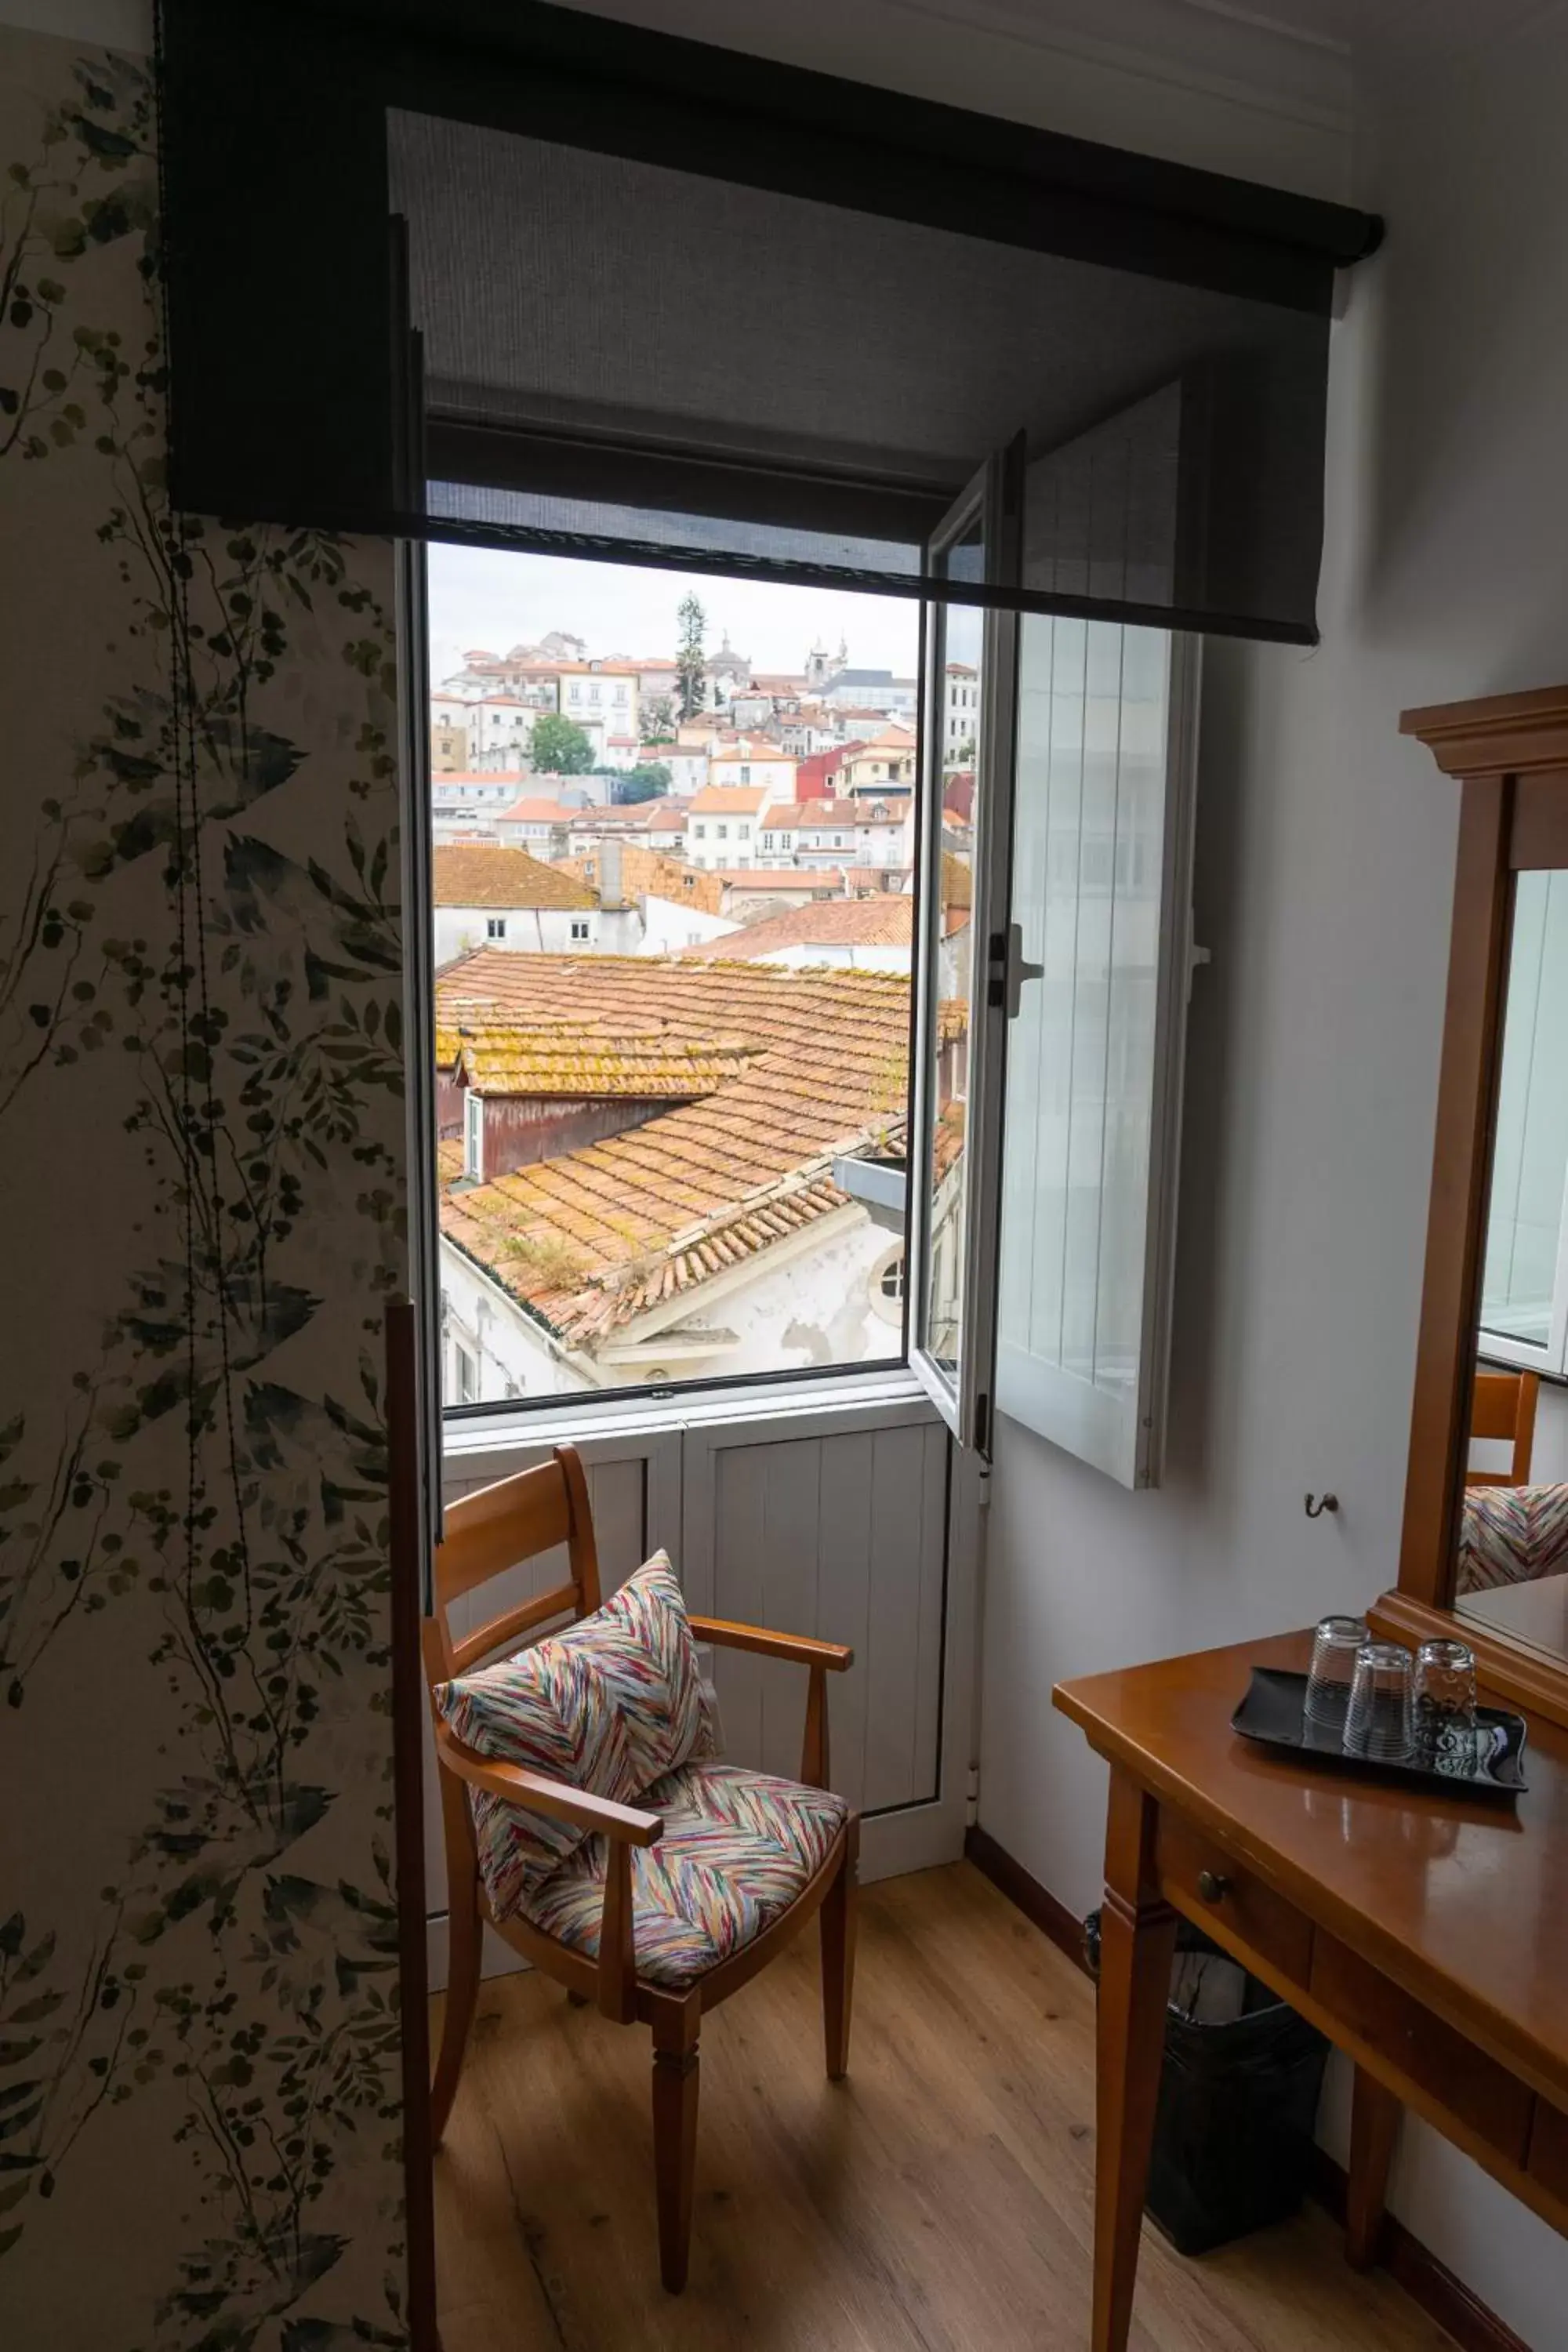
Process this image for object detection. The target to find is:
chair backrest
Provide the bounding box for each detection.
[423,1443,602,1692]
[1468,1370,1540,1487]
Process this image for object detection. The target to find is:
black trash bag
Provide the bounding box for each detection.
[1083,1908,1329,2256]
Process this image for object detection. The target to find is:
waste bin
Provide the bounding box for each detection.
[1083,1909,1329,2256]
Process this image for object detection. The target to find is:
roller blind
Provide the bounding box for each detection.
[158,0,1381,643]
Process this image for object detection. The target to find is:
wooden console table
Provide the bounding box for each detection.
[1055,1629,1568,2352]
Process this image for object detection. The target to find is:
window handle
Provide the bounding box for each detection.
[1004,920,1044,1021]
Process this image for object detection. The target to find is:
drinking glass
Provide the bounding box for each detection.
[1304,1614,1368,1734]
[1414,1637,1478,1769]
[1343,1642,1415,1761]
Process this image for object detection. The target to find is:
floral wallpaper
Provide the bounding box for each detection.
[1,29,412,2347]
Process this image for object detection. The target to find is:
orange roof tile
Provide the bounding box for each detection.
[436,953,928,1345]
[689,786,774,815]
[433,844,596,912]
[496,798,570,823]
[676,898,913,960]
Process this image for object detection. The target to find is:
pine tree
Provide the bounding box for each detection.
[676,593,706,720]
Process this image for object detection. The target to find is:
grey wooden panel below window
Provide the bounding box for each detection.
[705,1421,949,1815]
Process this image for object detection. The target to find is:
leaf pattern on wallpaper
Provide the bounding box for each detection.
[0,38,412,2346]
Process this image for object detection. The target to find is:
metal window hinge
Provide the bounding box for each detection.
[965,1760,980,1826]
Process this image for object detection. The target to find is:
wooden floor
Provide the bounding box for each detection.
[433,1860,1457,2352]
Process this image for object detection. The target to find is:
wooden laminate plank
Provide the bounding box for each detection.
[433,1862,1457,2352]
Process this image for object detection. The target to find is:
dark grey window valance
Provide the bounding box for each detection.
[158,0,1381,643]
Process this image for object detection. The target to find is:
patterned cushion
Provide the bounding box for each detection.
[434,1552,717,1919]
[1457,1483,1568,1594]
[520,1759,848,1989]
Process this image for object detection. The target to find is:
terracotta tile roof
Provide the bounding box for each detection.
[496,798,570,823]
[676,898,913,960]
[760,800,859,829]
[432,844,597,912]
[689,786,774,815]
[714,868,844,891]
[435,953,925,1345]
[453,1023,755,1100]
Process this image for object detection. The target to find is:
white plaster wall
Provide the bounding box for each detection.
[978,20,1568,2349]
[639,893,738,953]
[431,902,600,960]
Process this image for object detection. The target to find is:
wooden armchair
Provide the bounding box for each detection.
[1468,1368,1540,1486]
[423,1443,858,2292]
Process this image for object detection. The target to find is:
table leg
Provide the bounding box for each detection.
[1094,1769,1177,2352]
[1346,2065,1400,2270]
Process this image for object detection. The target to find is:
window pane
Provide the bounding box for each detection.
[429,546,920,1410]
[1480,870,1568,1350]
[995,615,1180,1484]
[917,523,983,1387]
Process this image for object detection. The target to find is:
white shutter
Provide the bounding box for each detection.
[994,620,1200,1487]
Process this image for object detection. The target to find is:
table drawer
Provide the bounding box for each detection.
[1156,1816,1313,1987]
[1529,2099,1568,2209]
[1312,1936,1533,2166]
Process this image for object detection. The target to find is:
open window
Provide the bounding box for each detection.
[905,447,1201,1479]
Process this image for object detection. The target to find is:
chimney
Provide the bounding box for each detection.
[600,837,628,910]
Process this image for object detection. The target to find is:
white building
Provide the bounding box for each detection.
[944,662,979,764]
[431,843,628,964]
[492,797,573,851]
[685,786,777,870]
[556,662,640,740]
[822,666,918,718]
[647,745,708,795]
[707,740,798,797]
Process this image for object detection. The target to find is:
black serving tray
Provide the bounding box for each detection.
[1232,1667,1528,1798]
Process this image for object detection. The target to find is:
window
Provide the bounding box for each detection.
[1479,870,1568,1367]
[739,764,751,782]
[426,521,1198,1456]
[463,1087,484,1183]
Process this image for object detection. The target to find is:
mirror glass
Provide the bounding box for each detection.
[1456,868,1568,1662]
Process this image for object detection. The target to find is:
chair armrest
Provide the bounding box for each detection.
[434,1724,664,1846]
[688,1615,854,1671]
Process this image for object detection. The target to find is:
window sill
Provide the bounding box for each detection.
[441,1363,935,1470]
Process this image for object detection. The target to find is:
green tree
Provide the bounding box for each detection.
[529,712,594,775]
[643,694,675,740]
[617,763,672,804]
[676,593,706,720]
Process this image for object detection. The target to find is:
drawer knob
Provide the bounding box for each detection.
[1196,1869,1232,1904]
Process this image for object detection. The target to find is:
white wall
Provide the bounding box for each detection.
[638,893,738,953]
[978,18,1568,2350]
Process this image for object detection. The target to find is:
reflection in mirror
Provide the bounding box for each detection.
[1457,869,1568,1664]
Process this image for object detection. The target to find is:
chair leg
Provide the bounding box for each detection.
[821,1819,858,2081]
[651,1994,702,2293]
[430,1862,481,2146]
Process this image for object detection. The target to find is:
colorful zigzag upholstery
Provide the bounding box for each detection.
[434,1551,717,1921]
[521,1759,848,1988]
[1458,1481,1568,1593]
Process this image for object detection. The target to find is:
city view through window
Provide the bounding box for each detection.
[428,546,978,1408]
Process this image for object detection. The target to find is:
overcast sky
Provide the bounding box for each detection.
[427,543,921,684]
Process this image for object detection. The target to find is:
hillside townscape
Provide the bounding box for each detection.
[431,589,975,1403]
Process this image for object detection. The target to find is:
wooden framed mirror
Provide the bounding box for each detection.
[1374,684,1568,1726]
